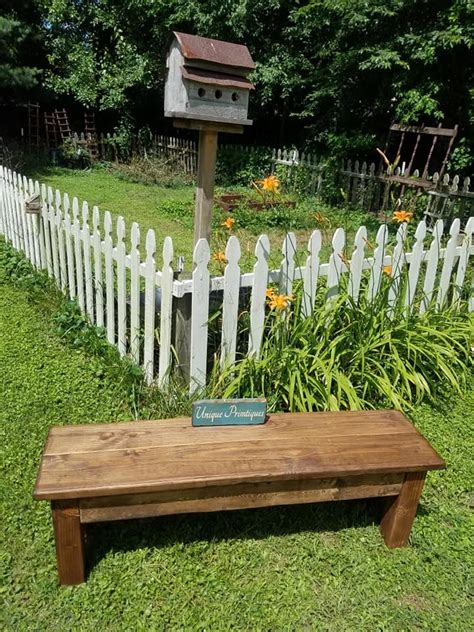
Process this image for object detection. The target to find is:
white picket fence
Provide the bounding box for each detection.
[1,165,473,394]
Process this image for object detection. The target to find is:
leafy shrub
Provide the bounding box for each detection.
[58,138,92,168]
[211,276,473,412]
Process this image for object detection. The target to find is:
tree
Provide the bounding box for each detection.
[37,0,474,159]
[0,1,45,99]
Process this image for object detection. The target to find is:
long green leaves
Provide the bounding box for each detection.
[211,277,473,412]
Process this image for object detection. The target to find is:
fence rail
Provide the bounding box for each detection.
[1,165,473,393]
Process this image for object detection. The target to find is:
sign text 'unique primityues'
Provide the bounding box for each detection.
[192,399,267,426]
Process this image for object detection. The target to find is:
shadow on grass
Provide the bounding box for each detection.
[86,497,424,574]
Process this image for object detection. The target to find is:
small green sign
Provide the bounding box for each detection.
[192,398,267,426]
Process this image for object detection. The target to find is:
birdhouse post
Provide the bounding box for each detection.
[165,32,255,246]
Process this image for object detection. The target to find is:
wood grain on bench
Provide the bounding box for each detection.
[34,410,445,585]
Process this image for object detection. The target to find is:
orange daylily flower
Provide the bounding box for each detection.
[213,251,227,264]
[257,175,280,193]
[222,217,235,230]
[393,210,413,223]
[269,293,293,310]
[383,265,392,276]
[265,288,276,299]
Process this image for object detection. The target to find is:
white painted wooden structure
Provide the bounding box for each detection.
[1,166,473,393]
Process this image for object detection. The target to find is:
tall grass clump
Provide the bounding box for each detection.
[211,276,473,412]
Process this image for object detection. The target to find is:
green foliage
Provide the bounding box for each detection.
[0,11,41,93]
[212,279,473,413]
[58,137,92,168]
[216,146,273,186]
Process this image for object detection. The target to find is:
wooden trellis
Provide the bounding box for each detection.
[380,123,458,191]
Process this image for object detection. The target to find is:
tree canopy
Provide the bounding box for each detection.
[1,0,473,162]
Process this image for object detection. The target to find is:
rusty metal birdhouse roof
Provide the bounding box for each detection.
[173,32,255,71]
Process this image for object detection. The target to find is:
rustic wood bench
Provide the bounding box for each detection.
[34,410,445,585]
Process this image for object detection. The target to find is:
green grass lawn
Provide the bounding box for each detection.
[1,245,473,630]
[22,163,381,273]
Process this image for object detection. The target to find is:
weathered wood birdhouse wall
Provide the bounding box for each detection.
[165,32,255,127]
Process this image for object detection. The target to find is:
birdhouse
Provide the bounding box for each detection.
[165,32,255,127]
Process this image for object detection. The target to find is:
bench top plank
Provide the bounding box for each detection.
[34,410,445,500]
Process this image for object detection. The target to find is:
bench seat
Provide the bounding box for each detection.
[34,410,445,585]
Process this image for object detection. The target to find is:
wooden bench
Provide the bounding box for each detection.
[34,410,445,585]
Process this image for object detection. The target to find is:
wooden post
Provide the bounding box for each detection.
[194,129,218,246]
[380,472,426,548]
[51,500,86,585]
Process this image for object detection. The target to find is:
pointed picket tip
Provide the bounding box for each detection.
[116,215,126,240]
[354,225,367,246]
[449,217,461,235]
[331,227,345,251]
[104,210,112,233]
[92,206,100,229]
[162,235,174,264]
[145,228,156,254]
[307,229,322,253]
[193,238,210,265]
[81,200,89,222]
[131,221,140,247]
[395,222,408,242]
[72,196,80,219]
[225,235,241,262]
[281,231,297,257]
[255,233,270,258]
[55,189,62,209]
[464,216,474,235]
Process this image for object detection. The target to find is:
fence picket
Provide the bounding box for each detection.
[453,217,474,305]
[190,239,210,394]
[349,226,367,303]
[63,211,75,298]
[302,230,322,316]
[279,232,296,296]
[367,224,388,302]
[437,218,460,308]
[49,203,60,284]
[72,198,85,312]
[387,223,408,316]
[82,202,94,321]
[116,216,127,356]
[56,208,67,290]
[143,229,156,384]
[327,228,345,300]
[92,206,104,327]
[405,220,427,310]
[249,234,270,357]
[420,220,443,313]
[158,236,174,386]
[41,199,53,277]
[130,222,141,364]
[104,211,115,345]
[220,235,241,368]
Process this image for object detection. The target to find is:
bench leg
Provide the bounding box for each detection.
[380,472,426,548]
[51,500,86,585]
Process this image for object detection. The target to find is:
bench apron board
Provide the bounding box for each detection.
[34,410,445,585]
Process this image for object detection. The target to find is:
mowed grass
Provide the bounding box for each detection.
[25,163,195,259]
[1,250,473,630]
[23,164,381,273]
